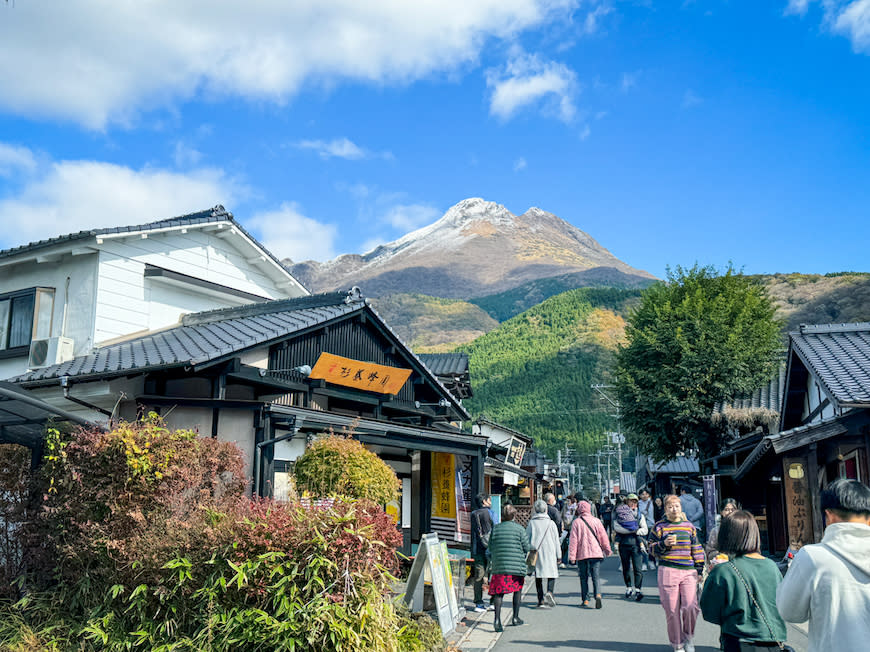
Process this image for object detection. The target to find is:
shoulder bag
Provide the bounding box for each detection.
[727,561,795,652]
[578,516,605,557]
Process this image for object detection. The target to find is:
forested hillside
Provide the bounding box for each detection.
[759,272,870,330]
[470,267,655,321]
[457,272,870,457]
[369,293,498,352]
[459,288,643,456]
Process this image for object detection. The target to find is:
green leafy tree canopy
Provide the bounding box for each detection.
[615,264,781,461]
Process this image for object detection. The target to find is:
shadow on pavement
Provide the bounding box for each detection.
[506,641,720,651]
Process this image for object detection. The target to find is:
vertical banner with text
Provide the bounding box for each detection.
[432,452,456,519]
[702,475,718,536]
[783,457,814,548]
[454,454,472,542]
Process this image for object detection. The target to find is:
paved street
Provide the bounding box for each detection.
[477,556,810,652]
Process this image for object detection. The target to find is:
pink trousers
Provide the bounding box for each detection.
[657,565,700,649]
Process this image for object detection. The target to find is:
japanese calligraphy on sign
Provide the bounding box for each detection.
[309,352,412,395]
[455,455,473,542]
[432,452,456,519]
[506,437,527,467]
[783,457,814,549]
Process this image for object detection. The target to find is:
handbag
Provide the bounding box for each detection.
[526,524,547,574]
[727,561,795,652]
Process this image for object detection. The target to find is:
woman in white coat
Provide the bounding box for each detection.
[527,499,562,607]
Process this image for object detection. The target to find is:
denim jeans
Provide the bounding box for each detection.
[535,577,555,604]
[576,558,601,601]
[472,554,489,604]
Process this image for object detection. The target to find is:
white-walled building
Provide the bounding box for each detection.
[0,206,307,380]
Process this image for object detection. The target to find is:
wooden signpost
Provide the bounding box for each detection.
[782,456,815,548]
[403,533,461,635]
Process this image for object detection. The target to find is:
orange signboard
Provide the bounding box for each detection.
[309,352,412,395]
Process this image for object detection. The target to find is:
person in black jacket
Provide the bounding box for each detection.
[544,492,563,536]
[470,492,494,612]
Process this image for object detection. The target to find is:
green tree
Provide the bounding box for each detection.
[615,265,781,461]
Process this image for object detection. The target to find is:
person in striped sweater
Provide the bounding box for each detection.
[649,494,706,652]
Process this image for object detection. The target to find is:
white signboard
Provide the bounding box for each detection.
[403,533,460,635]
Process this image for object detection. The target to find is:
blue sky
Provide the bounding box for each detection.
[1,1,868,279]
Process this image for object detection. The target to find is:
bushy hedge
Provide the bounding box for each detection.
[294,434,400,505]
[0,418,439,652]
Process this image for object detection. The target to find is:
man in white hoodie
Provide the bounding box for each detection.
[776,478,870,652]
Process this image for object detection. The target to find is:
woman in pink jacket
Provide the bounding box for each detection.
[568,500,612,608]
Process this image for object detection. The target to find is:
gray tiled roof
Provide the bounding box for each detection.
[648,455,699,474]
[0,206,228,260]
[12,292,361,385]
[790,322,870,407]
[417,353,469,376]
[0,206,304,291]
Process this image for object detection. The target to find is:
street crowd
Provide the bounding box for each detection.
[470,478,870,652]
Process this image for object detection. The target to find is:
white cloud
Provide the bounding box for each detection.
[513,156,528,171]
[786,1,870,53]
[246,202,338,262]
[621,71,639,92]
[294,137,392,161]
[0,143,37,177]
[487,50,578,122]
[579,124,591,140]
[0,0,577,129]
[583,4,614,34]
[173,141,203,167]
[682,89,703,108]
[381,203,441,231]
[785,0,812,16]
[0,152,244,249]
[834,0,870,51]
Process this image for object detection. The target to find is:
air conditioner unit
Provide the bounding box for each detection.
[28,336,75,369]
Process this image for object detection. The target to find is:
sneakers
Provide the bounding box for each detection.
[487,603,495,611]
[624,587,634,598]
[684,639,695,652]
[594,594,602,609]
[674,647,685,652]
[473,603,487,613]
[635,591,644,602]
[641,563,649,571]
[544,591,557,607]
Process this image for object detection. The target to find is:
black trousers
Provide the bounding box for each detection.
[535,577,555,604]
[618,538,643,590]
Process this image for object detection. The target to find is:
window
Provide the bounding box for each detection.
[0,288,55,355]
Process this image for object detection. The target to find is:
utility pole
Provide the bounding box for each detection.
[592,384,622,496]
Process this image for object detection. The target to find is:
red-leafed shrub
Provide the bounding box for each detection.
[0,417,433,652]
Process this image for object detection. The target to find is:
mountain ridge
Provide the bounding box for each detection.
[285,198,655,298]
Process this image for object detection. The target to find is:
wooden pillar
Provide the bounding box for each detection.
[806,444,824,543]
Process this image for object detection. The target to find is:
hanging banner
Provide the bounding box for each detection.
[432,453,456,519]
[309,352,412,395]
[702,475,718,536]
[454,454,472,542]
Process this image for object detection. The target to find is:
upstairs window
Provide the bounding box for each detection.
[0,288,55,354]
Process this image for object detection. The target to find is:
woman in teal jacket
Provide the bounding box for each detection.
[487,503,530,631]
